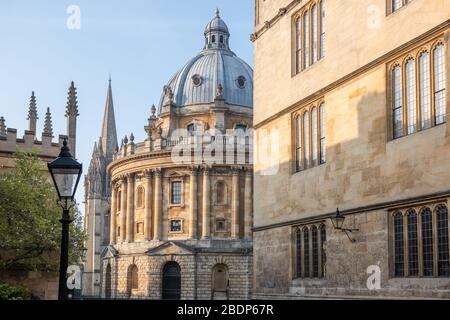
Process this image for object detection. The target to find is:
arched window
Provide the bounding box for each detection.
[311,107,318,166]
[303,227,310,278]
[394,212,404,277]
[319,103,326,164]
[303,112,310,169]
[419,52,431,129]
[436,205,449,276]
[303,11,310,69]
[295,17,302,74]
[296,115,302,172]
[136,186,145,208]
[319,0,326,59]
[212,35,216,43]
[405,58,417,134]
[296,228,302,278]
[320,224,326,277]
[215,181,227,205]
[407,210,419,276]
[392,65,403,138]
[311,4,318,64]
[312,226,319,277]
[421,207,434,276]
[219,35,224,43]
[127,264,139,293]
[434,44,446,125]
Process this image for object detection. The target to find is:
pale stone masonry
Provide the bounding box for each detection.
[85,11,254,300]
[253,0,450,299]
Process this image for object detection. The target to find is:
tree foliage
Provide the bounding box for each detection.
[0,151,85,271]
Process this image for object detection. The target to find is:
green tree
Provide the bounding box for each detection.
[0,151,85,271]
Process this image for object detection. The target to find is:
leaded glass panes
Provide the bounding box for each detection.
[311,5,318,64]
[303,227,310,278]
[407,210,419,276]
[312,226,319,277]
[406,59,417,134]
[437,206,449,277]
[311,107,318,166]
[421,208,434,277]
[394,212,405,277]
[393,66,403,138]
[296,228,302,278]
[319,103,326,164]
[419,52,431,129]
[303,112,310,169]
[303,11,310,69]
[434,44,446,125]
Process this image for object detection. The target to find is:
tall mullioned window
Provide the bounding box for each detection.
[392,204,450,278]
[294,0,326,74]
[390,0,414,14]
[295,102,326,172]
[390,41,446,139]
[295,224,326,279]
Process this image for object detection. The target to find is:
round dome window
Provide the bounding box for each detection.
[236,76,246,89]
[192,75,202,87]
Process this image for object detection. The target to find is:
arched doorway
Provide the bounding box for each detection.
[127,264,139,296]
[105,264,112,299]
[162,261,181,300]
[212,264,229,300]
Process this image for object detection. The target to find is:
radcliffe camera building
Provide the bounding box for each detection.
[253,0,450,299]
[83,11,254,300]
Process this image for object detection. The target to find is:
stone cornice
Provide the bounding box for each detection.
[251,0,302,43]
[254,20,450,129]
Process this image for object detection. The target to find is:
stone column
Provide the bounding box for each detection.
[126,173,135,243]
[201,167,211,239]
[110,183,117,245]
[189,168,198,239]
[153,169,163,240]
[144,170,153,241]
[231,168,240,239]
[244,168,253,239]
[120,176,128,242]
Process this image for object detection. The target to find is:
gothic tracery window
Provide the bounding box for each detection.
[390,40,446,140]
[294,0,326,74]
[392,204,450,278]
[295,224,326,279]
[295,102,326,172]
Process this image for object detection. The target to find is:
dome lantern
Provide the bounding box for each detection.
[204,8,231,51]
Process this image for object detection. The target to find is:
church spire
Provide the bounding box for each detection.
[100,78,118,162]
[27,91,38,133]
[65,81,79,157]
[43,107,53,137]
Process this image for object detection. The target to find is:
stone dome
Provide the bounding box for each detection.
[159,10,253,112]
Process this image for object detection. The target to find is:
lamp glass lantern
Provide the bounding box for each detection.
[47,140,82,209]
[331,208,345,230]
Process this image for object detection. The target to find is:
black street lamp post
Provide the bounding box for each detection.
[47,139,82,300]
[330,208,359,243]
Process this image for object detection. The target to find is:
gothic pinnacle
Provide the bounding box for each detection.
[65,81,79,118]
[43,107,53,137]
[27,91,38,132]
[0,116,6,137]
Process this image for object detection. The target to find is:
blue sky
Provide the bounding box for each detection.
[0,1,254,206]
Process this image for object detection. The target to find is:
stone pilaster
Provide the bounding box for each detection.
[231,168,240,239]
[120,176,128,242]
[153,169,163,240]
[110,184,117,245]
[189,167,198,239]
[126,173,135,243]
[202,167,211,239]
[244,168,253,239]
[145,170,153,241]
